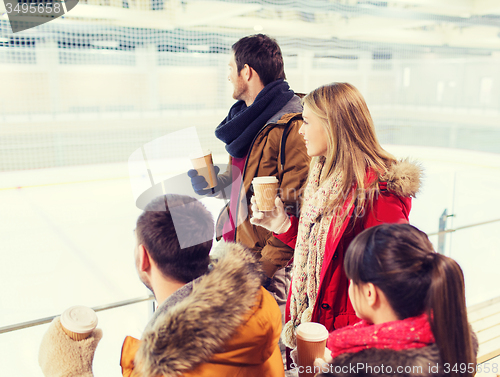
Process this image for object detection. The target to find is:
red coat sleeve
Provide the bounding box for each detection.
[274,215,299,249]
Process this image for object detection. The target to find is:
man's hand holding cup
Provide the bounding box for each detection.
[188,165,221,196]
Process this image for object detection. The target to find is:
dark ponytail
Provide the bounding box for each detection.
[427,254,476,377]
[344,223,475,377]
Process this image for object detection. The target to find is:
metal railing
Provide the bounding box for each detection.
[0,295,154,335]
[1,216,499,336]
[428,215,500,254]
[428,217,500,237]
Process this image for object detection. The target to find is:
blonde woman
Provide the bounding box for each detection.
[250,83,422,349]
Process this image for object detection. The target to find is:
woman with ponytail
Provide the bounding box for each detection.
[316,223,477,377]
[250,83,422,350]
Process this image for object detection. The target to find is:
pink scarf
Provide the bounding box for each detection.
[327,313,435,359]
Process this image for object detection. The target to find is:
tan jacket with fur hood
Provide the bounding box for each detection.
[120,242,285,377]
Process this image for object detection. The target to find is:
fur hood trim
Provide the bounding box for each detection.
[135,242,263,377]
[319,331,478,377]
[319,344,442,377]
[381,158,423,198]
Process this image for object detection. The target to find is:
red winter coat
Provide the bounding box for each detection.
[276,160,422,334]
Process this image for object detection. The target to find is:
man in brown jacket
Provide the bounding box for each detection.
[189,34,310,307]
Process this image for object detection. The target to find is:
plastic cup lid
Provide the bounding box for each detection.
[296,322,329,342]
[252,176,278,184]
[60,305,98,334]
[189,149,212,159]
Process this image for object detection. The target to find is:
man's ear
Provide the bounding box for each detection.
[363,282,378,308]
[137,244,151,272]
[241,64,252,81]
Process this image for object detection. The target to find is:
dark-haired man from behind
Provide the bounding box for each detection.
[39,194,285,377]
[189,34,310,307]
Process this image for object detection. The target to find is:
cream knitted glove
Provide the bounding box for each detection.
[291,347,332,369]
[290,347,298,365]
[39,317,103,377]
[249,196,291,234]
[314,347,334,369]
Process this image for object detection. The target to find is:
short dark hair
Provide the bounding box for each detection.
[232,34,286,86]
[136,194,214,283]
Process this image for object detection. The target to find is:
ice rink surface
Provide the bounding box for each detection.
[1,145,499,376]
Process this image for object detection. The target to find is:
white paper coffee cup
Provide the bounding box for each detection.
[252,176,279,211]
[60,305,98,341]
[296,322,329,377]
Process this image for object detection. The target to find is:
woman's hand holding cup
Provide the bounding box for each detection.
[250,196,291,234]
[313,347,334,369]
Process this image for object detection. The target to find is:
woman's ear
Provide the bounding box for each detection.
[363,282,378,308]
[367,284,401,324]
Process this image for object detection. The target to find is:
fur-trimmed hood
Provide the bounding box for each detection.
[317,344,443,377]
[316,328,478,377]
[134,242,280,377]
[380,158,423,198]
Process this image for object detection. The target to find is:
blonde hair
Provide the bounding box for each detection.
[302,82,395,217]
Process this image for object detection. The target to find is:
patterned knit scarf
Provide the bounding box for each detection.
[327,313,435,359]
[283,157,352,348]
